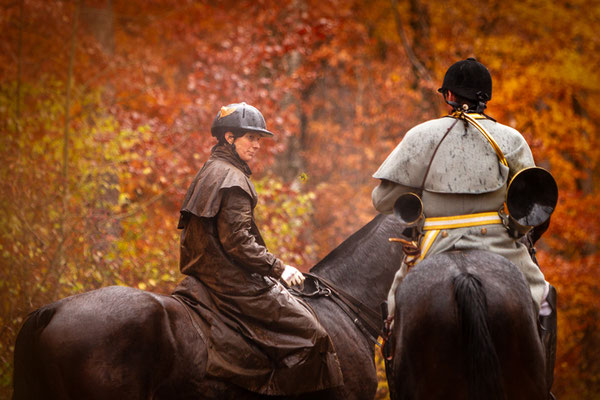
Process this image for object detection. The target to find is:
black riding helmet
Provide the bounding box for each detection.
[211,102,274,141]
[438,57,492,103]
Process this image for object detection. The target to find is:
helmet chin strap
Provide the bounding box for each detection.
[226,138,249,166]
[227,138,239,156]
[225,133,238,151]
[474,100,488,114]
[444,98,463,111]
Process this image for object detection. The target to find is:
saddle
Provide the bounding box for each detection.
[172,278,274,384]
[171,276,343,395]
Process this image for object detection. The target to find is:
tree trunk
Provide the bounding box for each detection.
[390,0,440,116]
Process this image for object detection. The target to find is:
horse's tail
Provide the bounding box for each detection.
[12,305,57,400]
[453,272,505,400]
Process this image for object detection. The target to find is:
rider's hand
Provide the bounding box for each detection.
[281,265,305,287]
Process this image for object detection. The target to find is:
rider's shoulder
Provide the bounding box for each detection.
[402,117,459,141]
[209,158,256,198]
[414,116,526,141]
[481,119,529,148]
[203,157,244,177]
[412,116,453,131]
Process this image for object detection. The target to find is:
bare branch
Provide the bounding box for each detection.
[59,0,81,271]
[390,0,433,83]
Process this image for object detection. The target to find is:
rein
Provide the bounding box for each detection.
[290,273,384,345]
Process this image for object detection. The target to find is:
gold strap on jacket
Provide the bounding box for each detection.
[451,111,508,167]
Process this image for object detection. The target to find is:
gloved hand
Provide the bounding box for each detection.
[281,264,305,287]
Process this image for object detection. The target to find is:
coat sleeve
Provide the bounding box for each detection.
[372,179,419,214]
[217,187,285,278]
[504,133,536,180]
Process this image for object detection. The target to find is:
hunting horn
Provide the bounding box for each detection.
[393,192,424,227]
[504,167,558,237]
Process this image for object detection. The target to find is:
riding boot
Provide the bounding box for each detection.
[539,284,557,399]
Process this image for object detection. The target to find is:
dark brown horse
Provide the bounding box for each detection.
[13,214,404,400]
[389,250,547,400]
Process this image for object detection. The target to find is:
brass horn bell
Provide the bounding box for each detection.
[393,192,424,227]
[505,167,558,237]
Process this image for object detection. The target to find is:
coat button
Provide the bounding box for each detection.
[481,227,487,235]
[441,230,448,238]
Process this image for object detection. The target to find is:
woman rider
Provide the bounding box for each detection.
[174,102,343,395]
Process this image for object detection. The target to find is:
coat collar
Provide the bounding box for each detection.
[211,144,252,177]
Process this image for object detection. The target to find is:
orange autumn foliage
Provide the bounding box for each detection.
[0,0,598,398]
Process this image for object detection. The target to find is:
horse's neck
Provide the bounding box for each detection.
[311,214,404,312]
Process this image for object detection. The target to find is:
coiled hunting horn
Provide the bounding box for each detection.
[504,166,558,237]
[393,192,424,227]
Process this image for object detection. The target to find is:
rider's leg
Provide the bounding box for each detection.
[539,284,557,399]
[386,262,408,320]
[525,231,557,399]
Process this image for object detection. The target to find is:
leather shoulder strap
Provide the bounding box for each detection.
[452,111,508,167]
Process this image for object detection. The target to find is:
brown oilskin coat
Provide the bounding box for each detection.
[173,144,343,395]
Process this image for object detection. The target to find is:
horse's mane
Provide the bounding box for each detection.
[310,214,388,273]
[306,213,404,317]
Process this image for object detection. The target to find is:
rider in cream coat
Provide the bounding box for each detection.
[372,58,551,318]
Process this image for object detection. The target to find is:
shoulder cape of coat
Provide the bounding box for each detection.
[178,148,257,229]
[373,116,534,194]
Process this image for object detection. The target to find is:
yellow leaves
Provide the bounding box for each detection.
[0,0,597,397]
[92,270,103,283]
[118,192,131,206]
[254,174,317,269]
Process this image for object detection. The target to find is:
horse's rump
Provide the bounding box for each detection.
[13,286,182,400]
[13,306,57,399]
[392,250,546,400]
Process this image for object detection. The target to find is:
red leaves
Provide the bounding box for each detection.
[1,0,599,397]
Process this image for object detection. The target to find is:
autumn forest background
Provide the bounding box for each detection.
[1,0,599,398]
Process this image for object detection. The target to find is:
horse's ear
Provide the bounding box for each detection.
[393,193,424,227]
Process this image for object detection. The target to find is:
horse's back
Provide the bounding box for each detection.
[13,286,206,400]
[13,283,377,400]
[393,250,546,400]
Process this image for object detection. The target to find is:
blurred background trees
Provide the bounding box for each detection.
[1,0,598,398]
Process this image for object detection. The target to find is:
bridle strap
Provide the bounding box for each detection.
[297,273,385,345]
